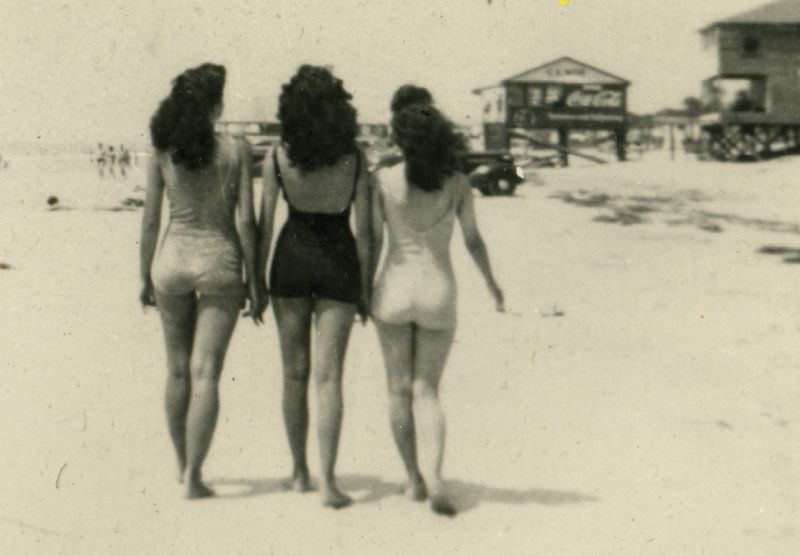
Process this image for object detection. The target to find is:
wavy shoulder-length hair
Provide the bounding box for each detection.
[391,103,465,192]
[278,65,358,173]
[149,63,226,170]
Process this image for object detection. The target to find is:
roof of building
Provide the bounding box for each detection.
[472,56,629,94]
[703,0,800,31]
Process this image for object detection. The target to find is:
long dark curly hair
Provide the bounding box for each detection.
[149,63,226,170]
[392,104,466,192]
[278,65,358,172]
[390,84,433,113]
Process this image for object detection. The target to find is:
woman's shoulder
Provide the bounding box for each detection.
[443,171,471,205]
[373,162,405,193]
[448,171,470,191]
[376,160,404,180]
[217,134,250,158]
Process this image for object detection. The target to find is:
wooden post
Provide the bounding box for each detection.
[558,128,569,167]
[615,127,627,162]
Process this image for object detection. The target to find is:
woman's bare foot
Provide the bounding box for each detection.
[285,467,312,492]
[404,475,428,502]
[430,493,457,517]
[321,485,353,509]
[185,474,214,499]
[176,459,186,484]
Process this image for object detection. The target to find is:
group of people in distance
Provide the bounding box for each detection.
[139,63,505,517]
[95,142,133,178]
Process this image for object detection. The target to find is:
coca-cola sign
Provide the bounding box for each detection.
[565,89,623,109]
[504,82,627,129]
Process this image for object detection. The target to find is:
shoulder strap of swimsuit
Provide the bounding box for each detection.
[350,150,361,203]
[272,147,288,201]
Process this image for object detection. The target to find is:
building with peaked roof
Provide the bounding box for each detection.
[473,56,630,92]
[472,57,630,163]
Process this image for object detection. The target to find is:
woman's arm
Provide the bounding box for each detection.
[455,174,505,312]
[352,149,372,322]
[139,154,165,307]
[368,170,385,292]
[257,146,281,296]
[236,139,262,323]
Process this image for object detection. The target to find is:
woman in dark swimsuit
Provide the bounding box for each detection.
[258,65,370,509]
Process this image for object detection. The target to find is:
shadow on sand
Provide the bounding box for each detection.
[210,474,403,503]
[448,481,597,513]
[757,245,800,264]
[210,477,287,499]
[211,475,597,512]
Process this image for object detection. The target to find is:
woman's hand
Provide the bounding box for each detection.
[357,292,370,325]
[243,282,265,325]
[488,279,505,313]
[140,279,156,309]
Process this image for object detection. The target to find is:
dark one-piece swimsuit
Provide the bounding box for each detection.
[269,149,362,304]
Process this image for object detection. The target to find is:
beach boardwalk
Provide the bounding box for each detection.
[472,56,630,165]
[698,0,800,161]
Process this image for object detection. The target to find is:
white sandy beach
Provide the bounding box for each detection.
[1,150,798,555]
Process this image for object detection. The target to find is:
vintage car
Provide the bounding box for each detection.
[460,150,525,196]
[368,148,525,196]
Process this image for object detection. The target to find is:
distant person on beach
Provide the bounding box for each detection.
[257,65,370,509]
[369,103,504,516]
[118,145,131,177]
[107,145,117,178]
[140,63,261,499]
[96,143,107,177]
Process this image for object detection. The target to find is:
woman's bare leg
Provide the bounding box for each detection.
[374,320,426,501]
[184,294,239,499]
[412,325,456,516]
[272,296,314,492]
[313,299,356,508]
[155,292,196,482]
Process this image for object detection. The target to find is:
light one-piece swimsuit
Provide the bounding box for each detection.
[151,137,245,298]
[372,166,465,330]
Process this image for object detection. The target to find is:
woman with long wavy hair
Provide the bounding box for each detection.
[140,63,261,499]
[258,65,370,509]
[370,103,504,516]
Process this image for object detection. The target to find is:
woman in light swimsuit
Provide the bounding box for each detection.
[370,103,504,516]
[140,63,261,499]
[258,66,370,509]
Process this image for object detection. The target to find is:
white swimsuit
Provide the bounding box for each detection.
[372,166,466,330]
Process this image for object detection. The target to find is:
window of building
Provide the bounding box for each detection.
[506,85,525,108]
[743,37,760,58]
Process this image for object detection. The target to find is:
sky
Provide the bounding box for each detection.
[0,0,772,147]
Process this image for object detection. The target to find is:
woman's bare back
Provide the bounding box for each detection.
[275,146,360,213]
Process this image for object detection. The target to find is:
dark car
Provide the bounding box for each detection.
[460,150,525,196]
[369,148,524,196]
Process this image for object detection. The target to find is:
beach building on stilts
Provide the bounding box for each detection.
[472,57,630,166]
[698,0,800,161]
